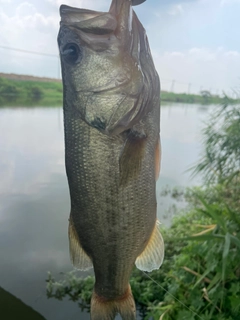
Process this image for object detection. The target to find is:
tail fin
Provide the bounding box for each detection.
[91,285,136,320]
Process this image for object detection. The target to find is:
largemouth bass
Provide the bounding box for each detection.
[58,0,164,319]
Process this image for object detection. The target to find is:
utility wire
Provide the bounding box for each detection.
[0,45,234,95]
[142,271,205,320]
[0,45,58,58]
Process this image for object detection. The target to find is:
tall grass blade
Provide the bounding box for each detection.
[222,232,231,281]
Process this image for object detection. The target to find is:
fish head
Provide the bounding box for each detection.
[58,0,159,135]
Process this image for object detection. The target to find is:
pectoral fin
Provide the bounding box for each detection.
[135,220,164,272]
[68,216,93,270]
[119,130,147,186]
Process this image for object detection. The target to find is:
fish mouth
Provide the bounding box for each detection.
[59,5,118,35]
[132,0,146,5]
[59,0,139,47]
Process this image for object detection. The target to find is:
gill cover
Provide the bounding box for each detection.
[58,0,158,135]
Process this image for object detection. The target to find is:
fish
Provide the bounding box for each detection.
[57,0,164,319]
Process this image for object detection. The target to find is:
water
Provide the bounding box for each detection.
[0,104,212,319]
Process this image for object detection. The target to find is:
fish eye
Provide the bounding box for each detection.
[61,43,82,64]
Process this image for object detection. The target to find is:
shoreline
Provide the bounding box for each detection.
[0,74,239,106]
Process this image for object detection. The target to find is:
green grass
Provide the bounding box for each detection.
[0,77,62,106]
[161,91,240,105]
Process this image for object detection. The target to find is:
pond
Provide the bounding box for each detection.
[0,103,213,319]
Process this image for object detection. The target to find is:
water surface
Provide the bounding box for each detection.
[0,104,212,319]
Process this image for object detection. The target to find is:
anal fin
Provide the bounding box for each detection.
[135,220,164,272]
[68,216,93,270]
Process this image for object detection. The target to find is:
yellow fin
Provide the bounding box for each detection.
[68,216,93,270]
[135,220,164,272]
[119,130,147,186]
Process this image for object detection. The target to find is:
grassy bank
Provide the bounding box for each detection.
[0,75,239,106]
[0,76,62,106]
[46,104,240,320]
[161,90,239,105]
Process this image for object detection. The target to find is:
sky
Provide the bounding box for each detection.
[0,0,240,94]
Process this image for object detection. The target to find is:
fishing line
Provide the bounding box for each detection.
[142,271,205,320]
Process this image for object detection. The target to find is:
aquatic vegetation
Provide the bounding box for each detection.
[147,194,240,320]
[192,104,240,185]
[147,104,240,320]
[46,191,240,320]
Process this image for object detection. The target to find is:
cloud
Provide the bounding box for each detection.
[0,0,110,52]
[189,47,216,61]
[46,0,108,10]
[0,0,111,78]
[220,0,240,6]
[223,50,240,58]
[0,3,59,56]
[169,51,185,58]
[168,4,184,15]
[16,2,37,16]
[153,48,240,94]
[0,0,239,92]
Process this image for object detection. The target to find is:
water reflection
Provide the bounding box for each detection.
[0,173,89,319]
[157,103,213,225]
[0,104,211,319]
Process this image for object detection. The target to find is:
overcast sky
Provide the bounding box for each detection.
[0,0,239,94]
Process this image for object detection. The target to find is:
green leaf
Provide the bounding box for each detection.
[182,234,223,242]
[222,232,231,281]
[193,268,212,289]
[222,233,231,259]
[229,234,240,250]
[230,295,240,315]
[225,204,240,227]
[194,195,227,232]
[206,273,221,291]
